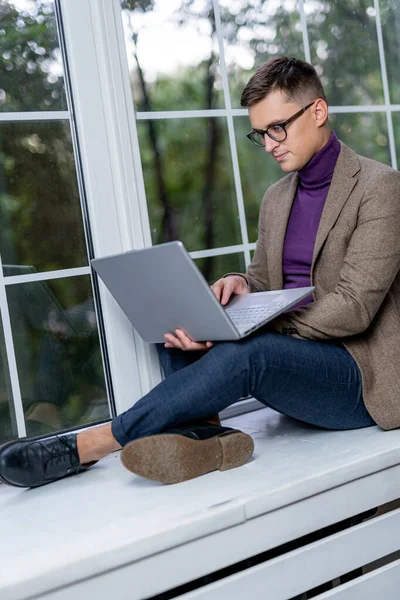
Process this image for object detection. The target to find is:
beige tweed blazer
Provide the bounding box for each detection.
[244,142,400,430]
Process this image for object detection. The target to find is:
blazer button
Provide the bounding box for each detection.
[282,326,299,336]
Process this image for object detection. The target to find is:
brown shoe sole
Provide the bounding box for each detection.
[120,431,254,484]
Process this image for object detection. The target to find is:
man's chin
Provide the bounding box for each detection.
[278,157,305,173]
[279,162,296,173]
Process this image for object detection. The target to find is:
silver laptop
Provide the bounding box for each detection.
[91,241,314,343]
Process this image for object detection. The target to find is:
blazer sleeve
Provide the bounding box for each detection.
[222,190,271,292]
[246,195,271,292]
[272,169,400,340]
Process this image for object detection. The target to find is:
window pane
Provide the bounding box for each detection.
[121,0,224,111]
[306,0,384,105]
[0,0,67,112]
[380,0,400,104]
[220,0,304,108]
[194,252,246,285]
[329,113,391,165]
[137,117,241,251]
[7,275,109,437]
[235,116,284,243]
[0,120,88,273]
[392,112,400,167]
[0,317,16,444]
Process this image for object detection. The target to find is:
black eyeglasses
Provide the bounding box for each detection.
[246,101,316,147]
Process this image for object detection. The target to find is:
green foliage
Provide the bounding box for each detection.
[380,0,400,103]
[0,121,88,276]
[137,117,241,252]
[120,0,154,11]
[0,0,66,111]
[219,1,304,107]
[194,252,245,285]
[306,0,384,106]
[133,62,225,112]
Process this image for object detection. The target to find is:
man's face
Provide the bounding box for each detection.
[248,89,326,172]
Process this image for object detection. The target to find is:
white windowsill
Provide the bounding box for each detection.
[2,408,400,600]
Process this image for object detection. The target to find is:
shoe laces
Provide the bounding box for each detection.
[40,436,80,475]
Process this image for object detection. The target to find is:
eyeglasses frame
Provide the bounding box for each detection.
[246,101,317,147]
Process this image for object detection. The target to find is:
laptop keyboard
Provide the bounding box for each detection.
[226,301,288,327]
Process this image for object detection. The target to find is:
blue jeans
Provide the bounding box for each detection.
[112,330,375,446]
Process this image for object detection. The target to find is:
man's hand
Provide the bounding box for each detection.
[163,275,249,351]
[211,275,249,305]
[164,329,214,351]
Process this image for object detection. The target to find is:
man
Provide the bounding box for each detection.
[2,57,400,489]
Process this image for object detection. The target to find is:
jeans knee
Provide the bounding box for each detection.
[215,334,275,395]
[211,341,251,376]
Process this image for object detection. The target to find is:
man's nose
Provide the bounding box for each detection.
[263,135,280,153]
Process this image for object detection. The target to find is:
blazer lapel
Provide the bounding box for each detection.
[312,143,361,268]
[268,172,298,289]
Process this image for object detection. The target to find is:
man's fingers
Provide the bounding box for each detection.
[221,281,235,305]
[164,333,184,350]
[174,329,201,350]
[165,329,212,351]
[211,280,223,301]
[212,278,233,305]
[212,276,249,305]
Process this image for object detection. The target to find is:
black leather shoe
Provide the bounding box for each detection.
[120,423,254,484]
[0,433,93,488]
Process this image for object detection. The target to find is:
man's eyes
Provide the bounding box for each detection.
[269,124,284,133]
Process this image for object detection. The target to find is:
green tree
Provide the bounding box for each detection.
[0,0,66,111]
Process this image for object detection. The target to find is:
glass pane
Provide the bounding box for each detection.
[7,275,109,437]
[306,0,384,105]
[235,116,285,242]
[194,252,246,284]
[121,0,224,111]
[137,117,241,250]
[329,113,391,165]
[0,0,67,112]
[380,0,400,104]
[392,112,400,168]
[0,317,16,444]
[219,0,304,108]
[0,120,88,273]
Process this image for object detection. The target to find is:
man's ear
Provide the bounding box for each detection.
[314,99,329,128]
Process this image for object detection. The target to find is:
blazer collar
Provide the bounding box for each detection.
[312,142,361,267]
[267,142,361,289]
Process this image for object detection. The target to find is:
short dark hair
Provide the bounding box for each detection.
[240,57,327,107]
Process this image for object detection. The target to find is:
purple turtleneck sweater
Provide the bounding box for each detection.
[282,131,341,309]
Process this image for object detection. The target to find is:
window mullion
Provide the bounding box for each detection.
[374,0,398,170]
[0,262,26,438]
[298,0,311,63]
[213,0,250,267]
